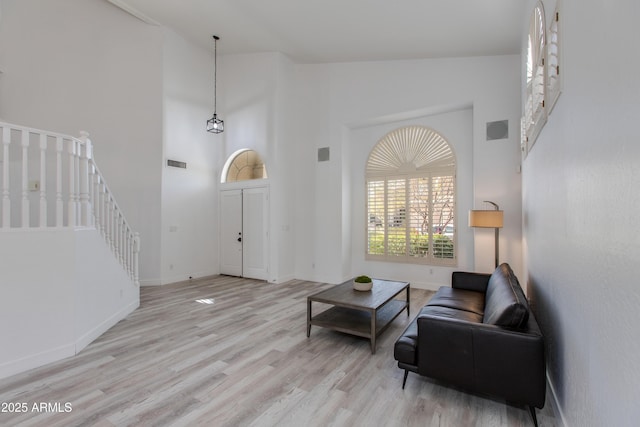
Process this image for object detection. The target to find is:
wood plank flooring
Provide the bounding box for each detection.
[0,276,558,426]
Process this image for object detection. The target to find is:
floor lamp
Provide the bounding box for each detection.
[469,201,504,269]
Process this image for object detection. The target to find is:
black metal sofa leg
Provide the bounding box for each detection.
[529,406,538,427]
[402,370,409,389]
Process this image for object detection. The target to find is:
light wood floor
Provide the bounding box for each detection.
[0,276,558,426]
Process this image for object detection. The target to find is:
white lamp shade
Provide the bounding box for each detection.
[468,210,504,228]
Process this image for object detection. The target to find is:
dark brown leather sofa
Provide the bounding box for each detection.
[394,263,545,426]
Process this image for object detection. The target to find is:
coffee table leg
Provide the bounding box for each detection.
[407,286,411,317]
[307,299,312,337]
[370,309,376,354]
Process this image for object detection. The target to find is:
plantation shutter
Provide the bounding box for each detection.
[547,8,561,112]
[367,180,385,255]
[531,5,546,126]
[522,2,547,152]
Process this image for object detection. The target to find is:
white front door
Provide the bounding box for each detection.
[219,187,269,280]
[242,187,269,280]
[220,190,243,276]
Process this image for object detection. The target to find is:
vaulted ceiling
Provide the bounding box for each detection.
[108,0,526,63]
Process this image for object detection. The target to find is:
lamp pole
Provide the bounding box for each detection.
[484,200,500,268]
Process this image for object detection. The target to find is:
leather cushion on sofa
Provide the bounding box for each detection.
[482,264,530,328]
[426,287,485,315]
[394,305,483,366]
[420,305,484,323]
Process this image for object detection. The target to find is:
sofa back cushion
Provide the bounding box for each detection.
[482,264,529,328]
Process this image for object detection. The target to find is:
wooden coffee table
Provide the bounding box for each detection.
[306,278,410,354]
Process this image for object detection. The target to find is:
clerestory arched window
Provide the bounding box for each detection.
[365,126,456,265]
[522,1,547,154]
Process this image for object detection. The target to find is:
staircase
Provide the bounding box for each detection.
[0,121,140,379]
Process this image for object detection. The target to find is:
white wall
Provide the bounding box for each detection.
[521,0,640,425]
[293,55,523,286]
[0,0,164,283]
[160,28,221,284]
[0,229,138,379]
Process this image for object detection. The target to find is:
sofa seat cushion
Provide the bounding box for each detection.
[483,264,530,328]
[427,287,485,315]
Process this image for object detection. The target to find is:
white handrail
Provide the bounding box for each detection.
[0,121,140,285]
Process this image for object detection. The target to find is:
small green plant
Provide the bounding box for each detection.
[354,275,372,283]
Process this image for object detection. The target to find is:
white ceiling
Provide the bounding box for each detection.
[108,0,525,63]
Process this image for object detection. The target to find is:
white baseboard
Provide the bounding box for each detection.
[270,274,296,284]
[0,343,75,380]
[75,299,139,353]
[408,280,441,291]
[547,372,568,427]
[139,278,162,286]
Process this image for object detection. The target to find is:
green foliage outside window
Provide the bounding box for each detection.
[368,234,453,259]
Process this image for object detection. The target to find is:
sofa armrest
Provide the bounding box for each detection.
[416,314,477,388]
[472,323,546,408]
[451,271,491,292]
[417,314,546,408]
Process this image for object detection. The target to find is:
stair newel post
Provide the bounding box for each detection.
[39,133,47,227]
[75,142,81,224]
[79,131,92,227]
[55,136,64,227]
[67,138,77,227]
[133,232,140,286]
[20,130,29,228]
[2,126,10,229]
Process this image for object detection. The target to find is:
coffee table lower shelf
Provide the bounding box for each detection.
[307,299,407,354]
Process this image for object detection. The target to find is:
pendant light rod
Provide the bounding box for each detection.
[213,35,219,114]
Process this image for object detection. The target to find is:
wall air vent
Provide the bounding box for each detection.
[167,159,187,169]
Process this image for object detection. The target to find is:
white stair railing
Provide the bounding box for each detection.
[0,121,139,285]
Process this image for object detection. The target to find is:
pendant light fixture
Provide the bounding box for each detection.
[206,35,224,133]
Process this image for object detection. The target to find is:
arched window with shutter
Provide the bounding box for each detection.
[365,126,456,265]
[522,2,547,154]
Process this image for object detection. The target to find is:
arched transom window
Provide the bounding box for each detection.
[366,126,456,265]
[223,149,268,183]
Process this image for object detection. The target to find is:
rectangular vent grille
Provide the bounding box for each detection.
[167,159,187,169]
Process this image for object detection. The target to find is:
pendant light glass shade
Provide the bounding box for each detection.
[207,35,224,134]
[207,113,224,133]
